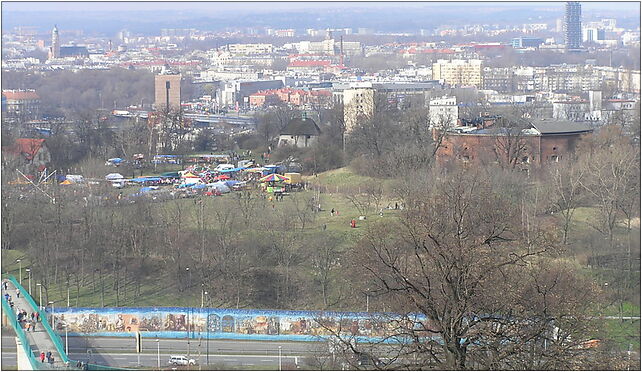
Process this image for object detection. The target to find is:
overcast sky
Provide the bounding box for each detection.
[3,1,640,13]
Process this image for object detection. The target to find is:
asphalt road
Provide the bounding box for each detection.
[2,335,321,368]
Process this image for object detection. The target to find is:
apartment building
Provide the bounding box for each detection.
[429,96,458,127]
[154,74,181,110]
[227,43,274,55]
[343,87,375,133]
[482,67,515,93]
[432,59,483,87]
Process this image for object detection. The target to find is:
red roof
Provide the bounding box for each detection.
[310,90,331,96]
[2,91,39,100]
[288,60,332,67]
[2,138,46,161]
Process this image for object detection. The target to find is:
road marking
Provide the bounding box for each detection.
[224,359,237,362]
[261,359,273,362]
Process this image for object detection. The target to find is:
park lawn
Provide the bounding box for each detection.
[303,167,376,189]
[1,251,191,308]
[603,319,641,351]
[1,249,32,276]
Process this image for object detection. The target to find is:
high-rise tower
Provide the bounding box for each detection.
[564,2,582,50]
[49,25,60,59]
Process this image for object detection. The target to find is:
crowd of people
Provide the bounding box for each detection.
[3,280,57,367]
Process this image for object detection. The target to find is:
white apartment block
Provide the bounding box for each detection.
[293,39,362,56]
[343,87,375,133]
[432,59,483,87]
[429,96,458,128]
[227,43,274,55]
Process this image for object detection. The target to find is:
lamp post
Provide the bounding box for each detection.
[278,345,282,371]
[156,339,160,369]
[48,301,55,330]
[66,281,70,307]
[365,287,370,312]
[65,324,69,354]
[16,260,22,284]
[36,283,42,310]
[26,268,31,295]
[186,267,191,289]
[187,307,191,356]
[205,292,210,366]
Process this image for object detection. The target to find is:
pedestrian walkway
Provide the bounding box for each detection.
[3,280,65,369]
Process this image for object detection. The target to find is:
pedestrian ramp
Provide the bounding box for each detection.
[2,275,126,371]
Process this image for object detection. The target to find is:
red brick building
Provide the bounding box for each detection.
[436,121,593,168]
[249,88,332,107]
[1,138,51,175]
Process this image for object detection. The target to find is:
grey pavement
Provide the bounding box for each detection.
[3,280,64,368]
[3,334,321,369]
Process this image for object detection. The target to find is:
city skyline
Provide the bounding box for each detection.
[2,1,640,36]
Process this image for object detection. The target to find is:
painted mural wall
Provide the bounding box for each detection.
[52,307,431,342]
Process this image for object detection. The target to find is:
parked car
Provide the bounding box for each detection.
[168,356,196,366]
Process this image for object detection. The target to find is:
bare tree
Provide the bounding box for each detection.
[336,169,599,370]
[546,159,586,245]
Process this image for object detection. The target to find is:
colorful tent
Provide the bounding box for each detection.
[105,173,124,180]
[182,172,200,178]
[213,175,230,181]
[59,179,73,185]
[259,173,289,183]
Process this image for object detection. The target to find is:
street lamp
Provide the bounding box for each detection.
[36,283,42,310]
[205,292,210,366]
[26,268,31,295]
[365,288,370,312]
[278,345,282,371]
[201,285,205,308]
[156,339,160,369]
[65,323,69,355]
[186,267,190,289]
[48,301,55,330]
[66,281,70,307]
[16,260,22,284]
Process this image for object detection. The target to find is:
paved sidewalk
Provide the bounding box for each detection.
[3,280,65,369]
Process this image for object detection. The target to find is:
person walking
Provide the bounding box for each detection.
[15,288,20,298]
[46,351,52,363]
[40,352,45,363]
[32,321,36,332]
[3,280,7,291]
[25,322,31,332]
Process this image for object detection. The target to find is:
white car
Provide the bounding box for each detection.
[168,355,196,366]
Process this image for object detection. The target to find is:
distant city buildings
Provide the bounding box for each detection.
[1,90,40,119]
[154,74,182,110]
[511,37,544,49]
[432,59,483,87]
[565,2,582,50]
[429,96,458,127]
[226,43,274,55]
[343,87,375,133]
[48,25,60,59]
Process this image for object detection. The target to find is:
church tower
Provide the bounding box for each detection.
[49,25,60,59]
